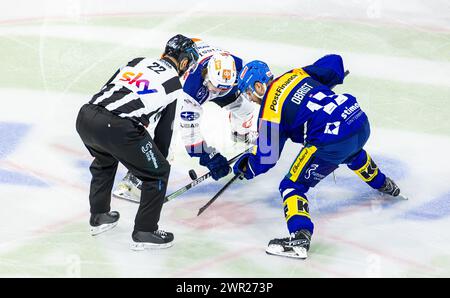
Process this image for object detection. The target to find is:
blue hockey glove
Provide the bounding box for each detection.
[233,153,256,180]
[200,151,231,181]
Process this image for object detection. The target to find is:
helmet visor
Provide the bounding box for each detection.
[241,87,255,102]
[205,80,232,98]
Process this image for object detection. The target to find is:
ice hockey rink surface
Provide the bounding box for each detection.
[0,0,449,277]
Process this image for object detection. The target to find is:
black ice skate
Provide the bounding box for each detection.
[378,177,408,200]
[266,229,311,259]
[130,230,174,251]
[90,211,120,236]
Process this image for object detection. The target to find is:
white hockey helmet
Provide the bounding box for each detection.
[205,52,237,97]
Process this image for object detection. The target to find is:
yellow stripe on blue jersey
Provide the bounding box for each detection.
[288,145,317,183]
[261,68,310,124]
[251,145,258,155]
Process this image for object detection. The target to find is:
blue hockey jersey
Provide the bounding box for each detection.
[249,54,368,175]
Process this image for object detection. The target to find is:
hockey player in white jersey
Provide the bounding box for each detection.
[76,34,199,249]
[113,37,257,202]
[180,38,257,145]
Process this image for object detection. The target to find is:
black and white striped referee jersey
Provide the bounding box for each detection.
[89,57,184,129]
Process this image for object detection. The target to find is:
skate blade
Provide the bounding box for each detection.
[265,245,308,259]
[397,193,409,200]
[90,222,118,236]
[112,191,140,203]
[380,193,409,201]
[130,241,174,251]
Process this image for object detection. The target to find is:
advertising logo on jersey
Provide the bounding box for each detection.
[270,73,298,112]
[324,121,341,135]
[304,164,319,180]
[341,102,360,120]
[180,111,201,122]
[120,71,158,95]
[196,85,209,104]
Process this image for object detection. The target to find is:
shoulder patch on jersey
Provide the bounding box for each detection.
[261,68,310,124]
[126,57,145,67]
[162,76,182,95]
[183,64,210,104]
[195,85,209,103]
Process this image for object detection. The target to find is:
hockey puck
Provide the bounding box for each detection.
[189,169,198,180]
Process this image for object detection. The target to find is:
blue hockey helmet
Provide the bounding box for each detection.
[237,60,273,95]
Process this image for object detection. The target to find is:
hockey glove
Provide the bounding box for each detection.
[233,153,256,180]
[199,151,231,181]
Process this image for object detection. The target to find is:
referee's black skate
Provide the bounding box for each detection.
[378,177,408,200]
[266,229,311,259]
[130,230,174,250]
[90,211,120,236]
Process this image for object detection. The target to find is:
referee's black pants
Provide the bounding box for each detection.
[76,104,170,232]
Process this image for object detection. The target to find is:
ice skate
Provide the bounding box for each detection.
[231,130,258,145]
[378,177,408,200]
[130,230,174,251]
[266,229,311,259]
[112,172,142,203]
[90,211,120,236]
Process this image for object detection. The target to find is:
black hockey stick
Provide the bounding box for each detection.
[197,173,242,216]
[163,149,249,204]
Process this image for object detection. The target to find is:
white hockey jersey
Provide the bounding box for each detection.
[177,39,256,152]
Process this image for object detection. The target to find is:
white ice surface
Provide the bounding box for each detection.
[0,87,449,277]
[0,0,449,278]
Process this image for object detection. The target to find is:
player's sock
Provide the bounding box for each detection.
[130,230,174,250]
[90,211,120,236]
[266,229,311,259]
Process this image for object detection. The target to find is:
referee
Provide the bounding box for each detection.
[76,35,199,250]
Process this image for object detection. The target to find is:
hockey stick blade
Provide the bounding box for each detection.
[164,149,250,204]
[197,173,241,216]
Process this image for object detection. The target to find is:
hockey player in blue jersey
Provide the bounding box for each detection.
[113,37,257,202]
[234,55,405,259]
